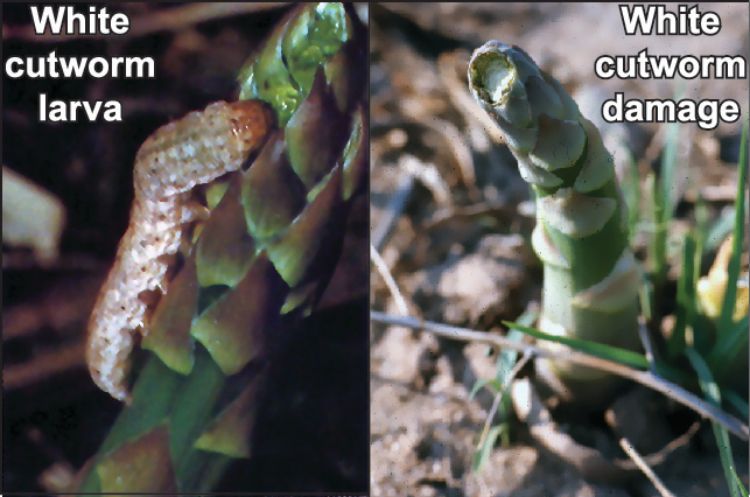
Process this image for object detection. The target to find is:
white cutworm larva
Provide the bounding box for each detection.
[86,100,273,402]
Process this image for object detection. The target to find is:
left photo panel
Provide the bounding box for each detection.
[2,3,369,494]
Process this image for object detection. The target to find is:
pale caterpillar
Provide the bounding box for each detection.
[86,100,273,402]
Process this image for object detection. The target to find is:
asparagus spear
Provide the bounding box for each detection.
[467,41,641,404]
[76,3,366,493]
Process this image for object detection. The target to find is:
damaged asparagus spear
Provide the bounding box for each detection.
[468,41,642,404]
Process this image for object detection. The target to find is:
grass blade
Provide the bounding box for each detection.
[469,377,499,399]
[496,306,537,386]
[472,425,505,472]
[708,315,749,373]
[472,307,539,473]
[733,468,749,497]
[685,348,742,497]
[669,233,697,359]
[651,172,668,288]
[724,388,750,420]
[708,119,748,371]
[705,206,737,252]
[502,321,649,370]
[622,150,641,242]
[718,119,747,332]
[650,121,681,292]
[661,120,681,220]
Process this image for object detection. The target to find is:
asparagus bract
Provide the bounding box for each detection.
[468,42,641,403]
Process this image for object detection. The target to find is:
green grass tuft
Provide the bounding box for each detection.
[685,348,742,497]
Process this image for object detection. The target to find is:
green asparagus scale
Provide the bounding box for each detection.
[77,3,366,493]
[468,41,641,404]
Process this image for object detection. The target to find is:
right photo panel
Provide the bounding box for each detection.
[370,3,749,497]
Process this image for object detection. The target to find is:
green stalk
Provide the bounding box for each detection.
[708,118,748,382]
[76,3,366,493]
[669,233,697,359]
[468,42,641,404]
